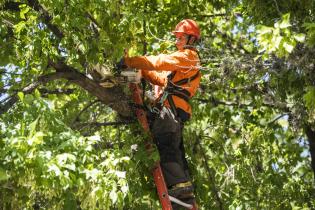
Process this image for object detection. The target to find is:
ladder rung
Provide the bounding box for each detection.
[169,195,193,209]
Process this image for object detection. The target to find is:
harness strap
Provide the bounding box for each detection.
[172,71,200,86]
[160,70,200,117]
[167,94,178,117]
[141,78,146,102]
[171,91,190,102]
[167,71,176,81]
[166,83,191,96]
[160,49,201,117]
[165,70,200,101]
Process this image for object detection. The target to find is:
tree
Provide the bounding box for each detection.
[0,0,314,209]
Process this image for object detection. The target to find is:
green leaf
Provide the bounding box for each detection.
[84,169,101,181]
[279,13,291,29]
[56,153,76,166]
[20,6,30,19]
[294,34,306,42]
[17,92,24,102]
[1,2,315,209]
[87,135,101,143]
[14,21,26,33]
[63,192,76,210]
[110,189,118,204]
[303,86,315,110]
[243,44,253,53]
[27,131,45,146]
[115,171,126,179]
[274,36,283,49]
[63,163,76,171]
[303,22,315,30]
[283,42,294,53]
[48,164,62,176]
[28,117,40,137]
[0,167,8,181]
[34,89,41,98]
[24,94,34,104]
[257,25,273,35]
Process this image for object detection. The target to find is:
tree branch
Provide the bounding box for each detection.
[38,88,75,95]
[273,0,282,16]
[26,0,89,68]
[196,135,224,210]
[198,13,227,18]
[26,0,64,39]
[1,64,133,118]
[48,60,132,117]
[85,12,101,29]
[0,72,68,115]
[267,113,290,126]
[75,120,136,129]
[195,97,289,112]
[71,99,100,125]
[195,97,252,108]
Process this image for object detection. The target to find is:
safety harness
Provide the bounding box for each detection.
[158,70,200,117]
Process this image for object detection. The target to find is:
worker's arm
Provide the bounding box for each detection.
[124,50,199,72]
[141,70,166,86]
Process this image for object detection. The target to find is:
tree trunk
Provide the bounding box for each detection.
[305,124,315,180]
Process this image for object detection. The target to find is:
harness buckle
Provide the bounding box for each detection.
[151,106,161,115]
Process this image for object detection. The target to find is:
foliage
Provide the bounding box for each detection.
[257,13,306,58]
[1,0,315,209]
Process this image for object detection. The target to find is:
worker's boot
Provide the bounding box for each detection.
[171,198,196,210]
[168,181,194,199]
[169,181,196,209]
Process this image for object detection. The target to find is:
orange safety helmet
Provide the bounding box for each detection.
[172,19,201,39]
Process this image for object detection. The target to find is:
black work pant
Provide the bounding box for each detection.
[150,107,190,187]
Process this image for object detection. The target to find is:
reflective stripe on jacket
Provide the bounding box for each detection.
[124,49,201,116]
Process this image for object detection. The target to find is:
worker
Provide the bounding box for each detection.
[122,19,201,207]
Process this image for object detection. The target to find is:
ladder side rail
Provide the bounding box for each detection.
[129,83,173,210]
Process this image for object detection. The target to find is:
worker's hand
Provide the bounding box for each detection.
[116,48,129,71]
[116,58,127,70]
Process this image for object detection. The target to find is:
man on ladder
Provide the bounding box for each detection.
[121,19,201,209]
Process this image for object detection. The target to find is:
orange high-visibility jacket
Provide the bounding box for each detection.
[125,48,201,116]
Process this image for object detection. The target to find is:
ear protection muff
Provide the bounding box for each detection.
[184,35,199,50]
[188,36,196,45]
[186,35,197,45]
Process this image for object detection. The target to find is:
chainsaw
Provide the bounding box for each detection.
[87,63,141,88]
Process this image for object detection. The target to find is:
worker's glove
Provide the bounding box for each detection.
[116,58,128,70]
[116,48,129,71]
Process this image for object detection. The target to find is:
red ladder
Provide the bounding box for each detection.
[129,83,198,210]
